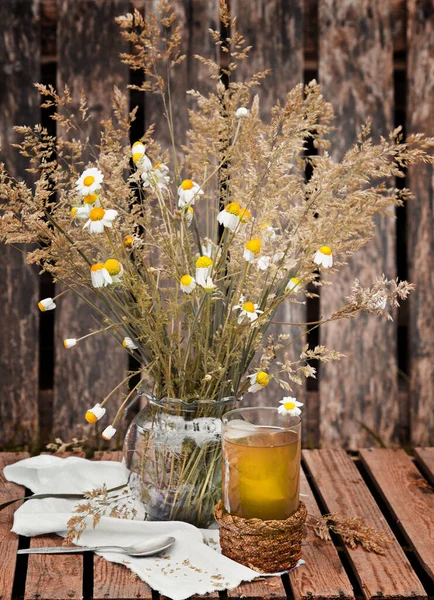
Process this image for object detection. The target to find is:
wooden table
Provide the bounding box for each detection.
[1,449,433,600]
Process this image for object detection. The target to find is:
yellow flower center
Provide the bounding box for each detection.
[132,141,143,149]
[84,193,98,205]
[242,301,255,313]
[319,246,332,256]
[124,235,134,248]
[245,238,261,254]
[85,410,98,423]
[196,256,213,269]
[181,179,194,190]
[256,371,270,386]
[122,339,129,348]
[104,259,121,276]
[225,202,241,216]
[290,277,301,285]
[71,207,77,217]
[240,207,251,223]
[37,301,46,312]
[180,275,193,286]
[284,400,296,411]
[89,207,105,221]
[188,207,194,215]
[154,163,161,170]
[91,263,104,272]
[132,152,143,164]
[83,175,95,187]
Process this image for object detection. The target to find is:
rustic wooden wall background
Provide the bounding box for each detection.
[0,0,432,450]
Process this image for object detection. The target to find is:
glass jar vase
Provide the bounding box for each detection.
[123,395,236,528]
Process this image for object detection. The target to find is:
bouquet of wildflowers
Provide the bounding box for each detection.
[0,0,433,448]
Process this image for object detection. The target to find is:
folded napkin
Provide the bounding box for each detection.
[4,455,261,600]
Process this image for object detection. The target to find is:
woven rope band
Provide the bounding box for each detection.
[214,500,307,573]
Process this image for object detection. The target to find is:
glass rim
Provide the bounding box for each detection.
[222,406,302,427]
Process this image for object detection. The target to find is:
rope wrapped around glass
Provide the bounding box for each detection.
[123,393,236,528]
[214,407,307,573]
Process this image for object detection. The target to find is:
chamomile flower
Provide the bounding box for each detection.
[256,256,272,271]
[83,207,118,234]
[90,263,112,288]
[286,277,302,292]
[233,295,264,324]
[248,371,270,393]
[131,142,152,170]
[313,246,333,268]
[186,206,194,227]
[104,259,123,283]
[278,397,303,416]
[195,256,213,287]
[71,206,90,220]
[83,193,99,206]
[180,274,196,294]
[244,239,261,263]
[37,298,56,312]
[201,276,216,291]
[123,235,134,249]
[63,338,77,349]
[85,403,106,423]
[261,223,276,242]
[142,162,170,190]
[75,168,103,196]
[217,202,241,232]
[122,337,138,350]
[178,179,204,208]
[235,107,249,118]
[101,425,116,441]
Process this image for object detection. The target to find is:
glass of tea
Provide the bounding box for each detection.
[222,407,301,521]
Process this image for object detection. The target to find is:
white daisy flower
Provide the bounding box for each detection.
[313,246,333,268]
[201,238,222,262]
[286,277,302,292]
[248,371,270,393]
[217,202,241,232]
[75,168,103,196]
[195,256,213,287]
[90,263,113,288]
[83,207,118,234]
[102,425,116,441]
[142,162,170,190]
[37,298,56,312]
[104,259,123,283]
[131,142,152,170]
[278,397,303,416]
[256,256,272,271]
[122,337,138,350]
[180,274,196,294]
[82,193,100,206]
[63,338,77,349]
[235,107,249,118]
[131,141,146,156]
[243,238,261,263]
[85,403,106,423]
[186,206,194,227]
[260,223,276,242]
[232,295,264,324]
[201,276,216,291]
[178,179,204,208]
[71,206,90,220]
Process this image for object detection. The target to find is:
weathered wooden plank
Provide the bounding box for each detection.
[289,468,354,600]
[92,451,153,600]
[414,447,434,485]
[0,453,29,600]
[303,449,426,600]
[360,448,434,580]
[318,1,397,448]
[0,0,40,447]
[53,0,130,441]
[407,0,434,446]
[227,578,286,600]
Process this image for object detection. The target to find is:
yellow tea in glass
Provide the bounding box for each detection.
[222,408,301,521]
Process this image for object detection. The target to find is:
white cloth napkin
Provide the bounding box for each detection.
[4,455,261,600]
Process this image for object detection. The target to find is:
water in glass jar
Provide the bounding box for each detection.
[222,426,300,520]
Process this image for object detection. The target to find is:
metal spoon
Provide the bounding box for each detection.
[17,535,176,557]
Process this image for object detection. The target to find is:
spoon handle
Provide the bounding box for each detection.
[18,545,123,555]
